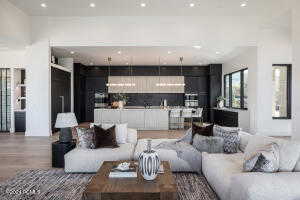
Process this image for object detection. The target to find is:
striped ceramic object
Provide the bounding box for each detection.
[138,139,160,181]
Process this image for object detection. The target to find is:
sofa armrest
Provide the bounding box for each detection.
[127,128,138,144]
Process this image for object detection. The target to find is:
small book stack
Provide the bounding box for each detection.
[109,165,137,178]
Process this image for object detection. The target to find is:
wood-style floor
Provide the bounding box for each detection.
[0,130,185,182]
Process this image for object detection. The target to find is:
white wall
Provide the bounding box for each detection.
[0,0,30,47]
[25,41,51,136]
[222,47,257,133]
[292,0,300,139]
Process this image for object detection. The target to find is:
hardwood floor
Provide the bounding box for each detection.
[0,130,185,182]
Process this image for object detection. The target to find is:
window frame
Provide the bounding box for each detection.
[224,68,248,110]
[272,64,292,120]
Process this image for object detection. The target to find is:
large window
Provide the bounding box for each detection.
[224,68,248,109]
[272,64,291,119]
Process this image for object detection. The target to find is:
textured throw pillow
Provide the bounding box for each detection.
[91,123,128,144]
[243,142,280,173]
[94,125,119,148]
[75,127,95,149]
[192,134,224,153]
[192,123,214,139]
[244,135,300,172]
[213,125,240,153]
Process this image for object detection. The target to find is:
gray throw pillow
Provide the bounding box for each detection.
[75,127,95,149]
[192,134,224,153]
[243,142,280,173]
[213,125,240,154]
[178,128,193,144]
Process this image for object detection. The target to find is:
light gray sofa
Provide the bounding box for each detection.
[202,131,300,200]
[64,128,137,173]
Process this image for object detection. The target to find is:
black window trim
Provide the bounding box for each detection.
[272,64,292,120]
[224,68,248,110]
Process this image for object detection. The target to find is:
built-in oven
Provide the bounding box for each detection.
[184,93,198,107]
[95,92,109,108]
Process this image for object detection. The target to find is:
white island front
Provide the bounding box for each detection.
[94,108,169,130]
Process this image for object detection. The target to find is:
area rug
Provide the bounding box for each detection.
[0,169,218,200]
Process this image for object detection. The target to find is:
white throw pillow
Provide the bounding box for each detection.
[244,135,300,172]
[90,123,128,144]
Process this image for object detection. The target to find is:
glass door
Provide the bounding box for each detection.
[0,68,11,132]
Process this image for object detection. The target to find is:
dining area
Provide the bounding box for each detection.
[169,107,203,130]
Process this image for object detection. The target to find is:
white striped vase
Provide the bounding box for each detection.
[138,139,160,181]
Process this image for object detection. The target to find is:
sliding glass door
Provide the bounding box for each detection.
[0,69,11,132]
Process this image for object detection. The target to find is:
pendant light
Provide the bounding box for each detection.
[106,57,112,87]
[179,56,185,87]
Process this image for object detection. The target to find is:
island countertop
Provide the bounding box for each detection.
[94,108,169,130]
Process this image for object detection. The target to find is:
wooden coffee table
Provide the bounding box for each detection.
[82,161,178,200]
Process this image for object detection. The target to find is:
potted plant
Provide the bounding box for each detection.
[112,93,129,109]
[216,96,226,108]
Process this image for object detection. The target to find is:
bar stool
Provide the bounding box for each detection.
[169,109,182,129]
[181,108,193,129]
[192,107,204,123]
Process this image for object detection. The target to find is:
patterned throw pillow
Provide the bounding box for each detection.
[213,125,240,153]
[243,143,280,173]
[75,127,95,149]
[192,134,224,153]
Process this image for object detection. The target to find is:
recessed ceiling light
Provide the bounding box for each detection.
[193,45,202,49]
[126,62,129,65]
[89,3,96,8]
[189,3,195,7]
[140,3,146,7]
[216,51,220,54]
[167,51,172,54]
[90,62,94,65]
[40,3,47,8]
[117,51,122,54]
[70,51,75,54]
[240,3,247,7]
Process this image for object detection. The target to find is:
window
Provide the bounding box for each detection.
[224,68,248,109]
[272,64,291,119]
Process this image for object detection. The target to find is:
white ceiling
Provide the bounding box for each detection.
[52,46,249,66]
[8,0,292,17]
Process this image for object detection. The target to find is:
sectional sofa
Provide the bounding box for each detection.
[64,127,300,200]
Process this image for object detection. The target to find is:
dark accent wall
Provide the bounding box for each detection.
[51,67,71,130]
[208,64,222,121]
[74,64,222,123]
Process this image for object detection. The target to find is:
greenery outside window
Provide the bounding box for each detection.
[272,64,292,119]
[224,68,248,110]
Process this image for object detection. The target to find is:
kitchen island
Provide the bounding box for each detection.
[94,108,169,130]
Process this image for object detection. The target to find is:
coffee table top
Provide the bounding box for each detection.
[83,161,177,195]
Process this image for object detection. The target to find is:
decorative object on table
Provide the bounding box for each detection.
[52,140,76,168]
[55,113,78,143]
[109,162,137,178]
[112,93,129,109]
[216,96,226,108]
[138,139,160,181]
[75,127,95,149]
[213,125,240,153]
[93,125,119,148]
[243,142,280,173]
[192,123,214,139]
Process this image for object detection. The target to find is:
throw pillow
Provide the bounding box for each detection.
[75,127,95,149]
[178,128,193,144]
[91,123,128,144]
[192,134,224,153]
[93,125,119,148]
[192,123,214,139]
[213,125,240,153]
[244,135,300,172]
[243,142,280,173]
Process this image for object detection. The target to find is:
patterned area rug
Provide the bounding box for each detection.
[0,169,218,200]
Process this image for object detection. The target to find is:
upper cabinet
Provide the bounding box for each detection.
[108,76,184,93]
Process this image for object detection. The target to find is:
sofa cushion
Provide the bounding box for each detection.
[243,142,280,173]
[134,139,197,172]
[64,143,135,173]
[244,135,300,172]
[214,125,240,153]
[192,134,224,153]
[229,172,300,200]
[202,152,244,200]
[239,131,252,152]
